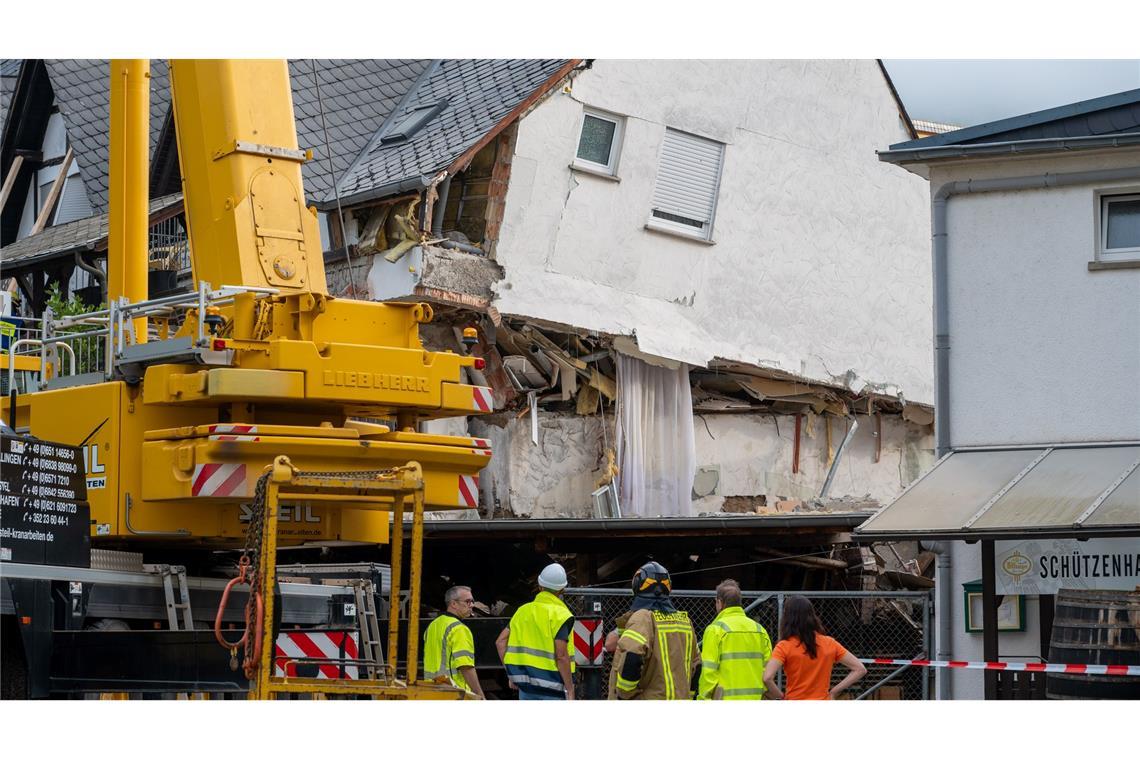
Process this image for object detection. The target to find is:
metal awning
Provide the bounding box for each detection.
[855,443,1140,541]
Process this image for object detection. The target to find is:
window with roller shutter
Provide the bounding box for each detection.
[648,127,724,241]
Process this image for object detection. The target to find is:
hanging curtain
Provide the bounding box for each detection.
[615,353,696,517]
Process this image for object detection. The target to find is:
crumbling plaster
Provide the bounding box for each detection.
[690,412,935,512]
[494,60,933,404]
[469,413,608,519]
[467,409,933,519]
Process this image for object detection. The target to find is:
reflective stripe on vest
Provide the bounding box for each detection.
[703,609,772,700]
[503,591,575,690]
[423,616,468,690]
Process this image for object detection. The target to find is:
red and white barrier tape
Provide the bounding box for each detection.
[860,657,1140,677]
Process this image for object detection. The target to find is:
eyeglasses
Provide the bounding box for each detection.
[457,598,475,605]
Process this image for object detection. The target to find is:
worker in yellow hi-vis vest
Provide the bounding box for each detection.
[608,562,699,700]
[423,585,485,699]
[496,563,577,700]
[698,579,773,700]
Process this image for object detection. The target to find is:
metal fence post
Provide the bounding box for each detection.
[776,592,785,692]
[922,590,932,701]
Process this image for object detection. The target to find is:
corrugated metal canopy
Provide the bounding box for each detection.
[856,444,1140,541]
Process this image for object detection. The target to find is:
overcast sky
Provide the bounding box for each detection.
[883,60,1140,129]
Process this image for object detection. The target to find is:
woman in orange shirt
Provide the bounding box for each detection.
[762,595,866,700]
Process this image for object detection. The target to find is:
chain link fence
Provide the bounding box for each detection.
[563,587,933,700]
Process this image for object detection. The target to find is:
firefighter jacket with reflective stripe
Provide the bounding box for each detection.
[503,591,576,693]
[608,608,698,700]
[698,606,773,700]
[423,613,476,692]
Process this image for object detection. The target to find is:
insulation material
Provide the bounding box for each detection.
[614,353,696,517]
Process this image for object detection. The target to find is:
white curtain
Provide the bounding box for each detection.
[615,353,696,517]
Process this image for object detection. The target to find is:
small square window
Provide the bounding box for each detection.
[574,110,623,175]
[1100,193,1140,261]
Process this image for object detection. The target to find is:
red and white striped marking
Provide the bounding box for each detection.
[573,618,605,665]
[208,424,258,435]
[860,657,1140,677]
[471,387,493,413]
[274,631,360,679]
[191,463,248,497]
[207,424,260,442]
[470,437,492,456]
[457,474,479,508]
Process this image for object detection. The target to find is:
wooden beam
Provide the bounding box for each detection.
[30,147,74,235]
[0,154,26,213]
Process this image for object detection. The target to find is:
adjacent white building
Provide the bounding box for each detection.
[864,88,1140,700]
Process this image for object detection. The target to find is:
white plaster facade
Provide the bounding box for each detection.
[495,59,934,404]
[933,150,1140,447]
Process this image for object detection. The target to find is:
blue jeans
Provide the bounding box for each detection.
[518,689,565,700]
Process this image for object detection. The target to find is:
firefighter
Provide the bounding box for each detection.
[608,561,699,700]
[697,578,773,700]
[495,563,576,700]
[423,585,485,698]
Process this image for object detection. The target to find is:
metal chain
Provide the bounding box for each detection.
[239,472,271,675]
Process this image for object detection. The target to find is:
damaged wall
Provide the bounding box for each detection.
[465,408,933,519]
[494,59,933,404]
[469,412,608,519]
[690,412,935,512]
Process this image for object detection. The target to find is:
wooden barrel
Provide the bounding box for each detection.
[1047,588,1140,700]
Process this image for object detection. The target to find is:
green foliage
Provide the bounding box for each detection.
[45,282,102,318]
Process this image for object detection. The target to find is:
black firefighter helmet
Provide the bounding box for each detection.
[632,561,672,598]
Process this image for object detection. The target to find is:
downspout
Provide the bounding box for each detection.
[924,164,1140,701]
[431,174,452,238]
[931,166,1140,456]
[921,540,953,700]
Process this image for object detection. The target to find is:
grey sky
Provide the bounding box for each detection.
[883,60,1140,129]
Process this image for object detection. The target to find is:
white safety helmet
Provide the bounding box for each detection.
[537,562,568,591]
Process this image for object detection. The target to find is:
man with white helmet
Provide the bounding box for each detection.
[495,562,577,700]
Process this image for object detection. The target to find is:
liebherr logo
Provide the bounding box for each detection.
[322,370,429,393]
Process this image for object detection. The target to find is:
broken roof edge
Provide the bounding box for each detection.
[319,59,583,212]
[445,59,583,177]
[489,307,931,418]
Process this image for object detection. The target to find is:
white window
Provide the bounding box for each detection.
[648,127,724,241]
[574,109,623,175]
[1100,193,1140,261]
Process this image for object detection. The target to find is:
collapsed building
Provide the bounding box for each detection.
[2,59,937,599]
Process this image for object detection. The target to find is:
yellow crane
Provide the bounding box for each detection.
[5,60,492,699]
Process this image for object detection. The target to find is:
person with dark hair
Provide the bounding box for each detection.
[697,579,773,700]
[763,595,866,700]
[607,561,699,699]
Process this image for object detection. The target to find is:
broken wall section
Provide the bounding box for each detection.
[466,407,933,519]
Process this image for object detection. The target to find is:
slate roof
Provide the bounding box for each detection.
[1,60,20,131]
[15,59,570,217]
[888,88,1140,151]
[334,59,572,205]
[0,193,182,271]
[288,59,430,201]
[44,60,171,215]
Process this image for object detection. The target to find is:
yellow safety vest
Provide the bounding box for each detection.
[698,606,773,700]
[503,590,576,693]
[423,613,476,692]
